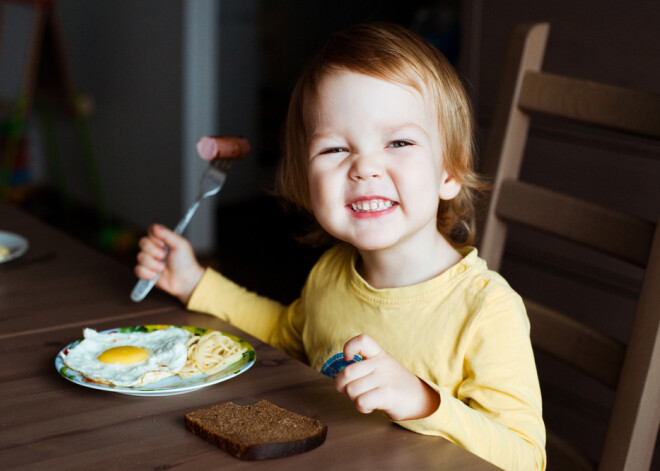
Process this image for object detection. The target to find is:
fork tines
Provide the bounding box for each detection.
[211,158,233,172]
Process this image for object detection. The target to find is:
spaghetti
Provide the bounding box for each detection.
[178,331,246,378]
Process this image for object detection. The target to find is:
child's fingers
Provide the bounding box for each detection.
[352,387,391,415]
[145,224,167,246]
[336,334,382,393]
[339,364,374,396]
[334,356,372,393]
[136,249,165,271]
[134,256,162,280]
[138,236,167,260]
[336,365,397,415]
[134,264,157,280]
[343,334,382,362]
[151,224,187,251]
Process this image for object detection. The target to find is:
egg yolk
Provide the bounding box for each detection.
[97,346,149,365]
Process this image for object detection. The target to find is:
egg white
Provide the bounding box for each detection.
[62,327,192,387]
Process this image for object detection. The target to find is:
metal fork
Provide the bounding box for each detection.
[130,159,233,302]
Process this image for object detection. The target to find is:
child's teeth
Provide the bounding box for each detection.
[351,199,393,212]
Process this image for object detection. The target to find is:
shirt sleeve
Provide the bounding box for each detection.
[396,292,546,471]
[186,268,308,362]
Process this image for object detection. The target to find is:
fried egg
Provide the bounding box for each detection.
[62,327,192,387]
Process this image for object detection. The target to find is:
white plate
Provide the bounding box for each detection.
[55,325,256,396]
[0,230,29,263]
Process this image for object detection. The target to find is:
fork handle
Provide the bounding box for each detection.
[130,243,171,302]
[131,199,201,302]
[174,199,201,234]
[130,275,160,302]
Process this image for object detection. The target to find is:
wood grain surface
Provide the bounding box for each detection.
[0,202,496,470]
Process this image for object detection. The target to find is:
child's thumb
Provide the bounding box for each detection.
[152,224,186,249]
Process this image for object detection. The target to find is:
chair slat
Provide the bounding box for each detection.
[480,21,660,471]
[526,299,625,389]
[518,71,660,139]
[600,219,660,470]
[496,180,655,266]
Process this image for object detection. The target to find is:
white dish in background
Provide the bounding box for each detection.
[55,325,256,396]
[0,231,29,264]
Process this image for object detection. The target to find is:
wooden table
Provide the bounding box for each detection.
[0,202,174,338]
[0,202,497,470]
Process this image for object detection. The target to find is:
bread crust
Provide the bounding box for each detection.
[185,400,327,460]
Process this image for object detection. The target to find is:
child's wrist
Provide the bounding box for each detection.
[404,378,441,421]
[179,264,205,305]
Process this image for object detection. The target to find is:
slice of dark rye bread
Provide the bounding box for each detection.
[184,400,328,460]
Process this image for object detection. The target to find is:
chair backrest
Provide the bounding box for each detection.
[479,22,660,471]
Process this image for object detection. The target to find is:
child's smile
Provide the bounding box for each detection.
[306,70,461,256]
[348,197,397,218]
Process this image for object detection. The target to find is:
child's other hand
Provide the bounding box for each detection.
[334,334,440,421]
[134,224,204,304]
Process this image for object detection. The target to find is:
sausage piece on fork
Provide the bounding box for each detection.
[196,136,250,161]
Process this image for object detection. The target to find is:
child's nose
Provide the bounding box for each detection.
[349,152,384,181]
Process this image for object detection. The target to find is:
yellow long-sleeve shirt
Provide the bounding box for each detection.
[188,244,546,470]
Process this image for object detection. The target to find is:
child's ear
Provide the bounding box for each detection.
[438,169,462,201]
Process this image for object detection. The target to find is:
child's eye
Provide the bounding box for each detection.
[388,140,412,148]
[320,147,347,154]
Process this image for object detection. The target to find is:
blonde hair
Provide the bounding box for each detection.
[277,21,487,247]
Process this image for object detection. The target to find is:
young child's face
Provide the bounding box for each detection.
[306,70,460,253]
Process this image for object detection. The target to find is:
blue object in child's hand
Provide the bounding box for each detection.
[320,353,362,379]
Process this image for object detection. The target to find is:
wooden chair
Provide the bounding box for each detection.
[479,22,660,471]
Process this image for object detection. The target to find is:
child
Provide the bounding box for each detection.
[135,22,546,470]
